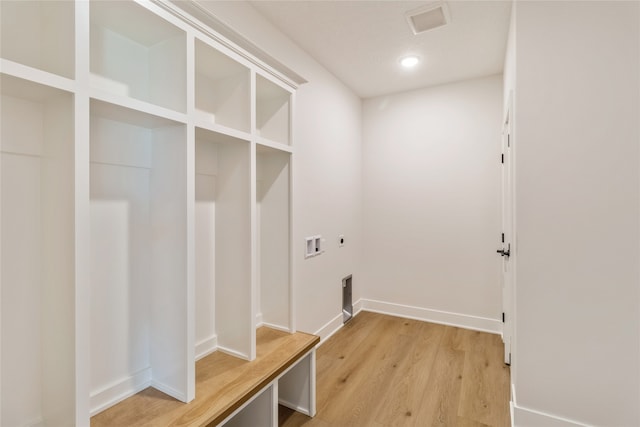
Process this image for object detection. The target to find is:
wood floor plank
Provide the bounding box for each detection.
[372,321,444,426]
[284,312,510,427]
[458,332,511,427]
[314,315,403,424]
[415,344,466,426]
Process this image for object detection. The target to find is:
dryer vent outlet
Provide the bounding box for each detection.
[342,275,353,323]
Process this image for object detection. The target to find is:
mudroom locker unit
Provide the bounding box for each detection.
[0,0,314,425]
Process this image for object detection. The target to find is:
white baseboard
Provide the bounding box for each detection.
[314,312,344,344]
[217,345,250,361]
[313,299,364,344]
[150,379,187,403]
[361,298,502,334]
[195,334,218,361]
[25,416,44,427]
[511,383,591,427]
[512,405,591,427]
[90,367,152,416]
[261,321,292,333]
[353,298,363,316]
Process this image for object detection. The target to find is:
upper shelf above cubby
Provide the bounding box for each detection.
[195,38,251,135]
[90,0,186,113]
[0,0,75,79]
[256,75,291,146]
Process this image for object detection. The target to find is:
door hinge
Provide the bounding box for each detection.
[501,233,504,243]
[501,153,504,164]
[502,312,505,323]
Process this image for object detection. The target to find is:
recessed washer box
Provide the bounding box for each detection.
[305,235,323,258]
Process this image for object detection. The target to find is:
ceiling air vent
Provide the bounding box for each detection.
[405,2,450,35]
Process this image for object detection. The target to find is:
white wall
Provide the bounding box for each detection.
[196,1,363,339]
[511,2,640,425]
[361,75,503,332]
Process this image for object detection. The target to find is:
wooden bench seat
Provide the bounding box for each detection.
[91,328,320,427]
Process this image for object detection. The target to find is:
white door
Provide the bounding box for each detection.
[499,101,514,365]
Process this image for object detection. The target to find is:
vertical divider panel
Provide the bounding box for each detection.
[185,31,197,400]
[75,1,92,424]
[249,70,258,361]
[288,93,296,333]
[149,124,190,401]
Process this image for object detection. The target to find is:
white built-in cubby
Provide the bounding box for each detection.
[256,145,292,332]
[0,0,75,79]
[1,0,304,425]
[195,38,251,134]
[222,385,276,427]
[195,128,252,361]
[90,0,186,112]
[256,74,291,146]
[1,75,76,427]
[89,99,192,412]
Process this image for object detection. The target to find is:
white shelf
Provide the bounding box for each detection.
[0,59,76,94]
[1,75,76,427]
[90,89,188,125]
[89,99,191,413]
[257,145,292,331]
[0,0,74,79]
[90,0,186,113]
[256,137,294,154]
[194,114,253,144]
[195,127,253,360]
[195,38,251,133]
[256,75,291,146]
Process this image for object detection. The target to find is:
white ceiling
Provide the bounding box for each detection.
[248,0,512,99]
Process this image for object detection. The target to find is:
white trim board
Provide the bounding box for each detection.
[361,299,502,334]
[511,384,593,427]
[512,405,592,427]
[89,368,152,416]
[195,335,218,361]
[313,299,364,344]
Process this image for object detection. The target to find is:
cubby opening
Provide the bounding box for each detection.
[0,1,75,78]
[1,75,75,427]
[195,39,251,133]
[279,351,315,416]
[256,145,292,331]
[195,128,252,360]
[90,0,186,112]
[256,75,291,145]
[89,99,190,414]
[223,385,275,427]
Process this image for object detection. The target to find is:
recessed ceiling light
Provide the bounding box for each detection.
[400,56,420,68]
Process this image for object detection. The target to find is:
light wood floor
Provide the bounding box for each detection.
[280,311,510,427]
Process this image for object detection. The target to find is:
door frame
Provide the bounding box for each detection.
[500,92,515,365]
